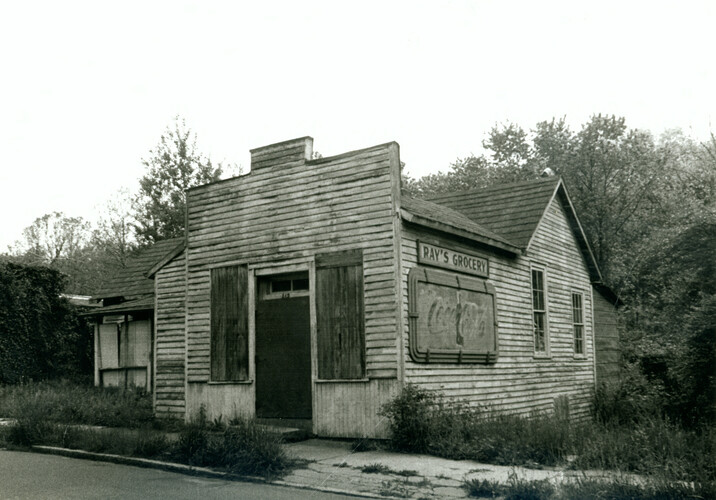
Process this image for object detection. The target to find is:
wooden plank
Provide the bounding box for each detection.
[316,248,362,268]
[210,265,248,381]
[316,254,366,379]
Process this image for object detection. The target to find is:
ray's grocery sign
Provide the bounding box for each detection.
[418,242,489,278]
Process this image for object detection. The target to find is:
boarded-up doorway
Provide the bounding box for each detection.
[255,273,312,420]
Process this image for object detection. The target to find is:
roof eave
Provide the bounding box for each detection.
[526,179,603,283]
[400,209,522,256]
[146,239,186,278]
[80,302,154,317]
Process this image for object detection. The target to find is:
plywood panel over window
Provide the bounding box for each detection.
[99,324,119,369]
[210,265,249,381]
[316,249,365,379]
[127,320,151,366]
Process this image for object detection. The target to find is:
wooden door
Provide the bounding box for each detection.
[255,296,312,419]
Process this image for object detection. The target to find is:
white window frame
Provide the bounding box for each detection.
[530,264,550,357]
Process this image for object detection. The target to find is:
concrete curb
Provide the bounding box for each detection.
[31,446,390,499]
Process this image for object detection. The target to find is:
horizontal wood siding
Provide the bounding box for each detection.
[313,379,399,438]
[154,252,186,419]
[184,141,400,433]
[186,382,254,421]
[402,197,596,420]
[593,290,620,384]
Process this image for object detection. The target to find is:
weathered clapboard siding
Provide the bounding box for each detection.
[401,196,595,420]
[183,139,401,428]
[593,290,620,384]
[186,382,254,421]
[314,379,399,438]
[154,251,186,419]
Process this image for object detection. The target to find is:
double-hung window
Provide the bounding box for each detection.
[531,267,548,354]
[572,292,585,354]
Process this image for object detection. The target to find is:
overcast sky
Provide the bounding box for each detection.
[1,0,714,251]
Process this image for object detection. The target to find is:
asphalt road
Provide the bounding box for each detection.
[0,450,352,500]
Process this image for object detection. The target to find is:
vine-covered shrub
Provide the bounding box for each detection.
[0,262,91,383]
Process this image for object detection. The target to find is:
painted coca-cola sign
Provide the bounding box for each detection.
[408,266,498,364]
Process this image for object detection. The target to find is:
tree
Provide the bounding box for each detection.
[9,212,116,295]
[14,212,89,267]
[560,115,667,281]
[133,117,223,244]
[93,188,137,269]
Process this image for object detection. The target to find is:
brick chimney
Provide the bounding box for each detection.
[250,136,313,171]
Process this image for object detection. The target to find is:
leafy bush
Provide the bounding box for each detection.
[593,367,666,426]
[0,262,92,383]
[380,385,573,466]
[379,383,435,452]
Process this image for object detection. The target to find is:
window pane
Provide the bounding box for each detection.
[271,279,291,293]
[574,325,584,354]
[292,278,309,291]
[532,270,545,311]
[534,312,545,352]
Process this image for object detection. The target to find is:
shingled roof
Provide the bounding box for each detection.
[93,237,184,302]
[422,177,602,282]
[401,196,521,255]
[427,177,561,249]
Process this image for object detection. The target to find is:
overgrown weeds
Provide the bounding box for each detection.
[0,379,154,428]
[170,415,293,477]
[379,384,571,466]
[382,384,715,483]
[0,383,294,479]
[465,474,716,499]
[464,473,554,500]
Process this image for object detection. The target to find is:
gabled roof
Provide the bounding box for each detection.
[424,177,603,283]
[92,237,184,301]
[401,197,521,255]
[427,177,561,249]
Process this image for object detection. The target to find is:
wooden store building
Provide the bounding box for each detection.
[89,136,620,438]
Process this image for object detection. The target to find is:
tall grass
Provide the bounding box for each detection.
[0,379,154,428]
[170,411,294,477]
[381,384,716,483]
[465,474,716,499]
[380,384,572,466]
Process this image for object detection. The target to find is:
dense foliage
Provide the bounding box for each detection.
[133,117,224,245]
[0,263,92,383]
